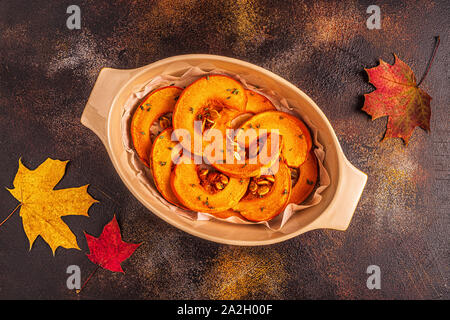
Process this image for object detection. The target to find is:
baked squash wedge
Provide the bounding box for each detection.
[131,86,182,166]
[170,163,249,213]
[245,90,276,113]
[226,161,292,221]
[150,128,184,207]
[172,75,247,155]
[289,150,318,204]
[209,132,282,178]
[236,111,312,167]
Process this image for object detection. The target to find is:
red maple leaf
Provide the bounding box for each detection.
[85,215,140,273]
[363,54,432,145]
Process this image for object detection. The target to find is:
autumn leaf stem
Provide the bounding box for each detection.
[90,185,121,208]
[0,203,22,228]
[76,264,101,294]
[418,36,440,87]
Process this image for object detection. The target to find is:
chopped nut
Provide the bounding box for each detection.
[160,119,171,129]
[159,114,172,129]
[199,168,209,178]
[257,185,270,196]
[207,172,218,182]
[215,182,225,190]
[219,174,229,185]
[210,109,220,120]
[290,168,299,179]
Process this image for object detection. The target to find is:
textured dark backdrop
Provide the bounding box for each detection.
[0,0,448,299]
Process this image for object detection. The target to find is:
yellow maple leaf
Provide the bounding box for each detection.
[6,158,97,254]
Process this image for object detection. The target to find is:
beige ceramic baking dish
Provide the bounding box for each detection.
[81,54,367,245]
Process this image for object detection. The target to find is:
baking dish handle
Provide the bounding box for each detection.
[81,67,134,147]
[318,157,367,231]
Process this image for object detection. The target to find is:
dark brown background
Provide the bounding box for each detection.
[0,0,448,300]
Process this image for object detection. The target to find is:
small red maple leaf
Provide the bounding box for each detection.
[363,54,432,145]
[85,215,141,273]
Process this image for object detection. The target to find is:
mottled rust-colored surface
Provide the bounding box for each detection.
[0,0,448,299]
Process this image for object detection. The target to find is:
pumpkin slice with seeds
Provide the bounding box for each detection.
[131,86,182,166]
[170,162,249,213]
[202,107,242,156]
[236,111,312,167]
[172,75,247,156]
[219,161,291,222]
[208,132,282,178]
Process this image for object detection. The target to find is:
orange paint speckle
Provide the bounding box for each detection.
[201,247,287,299]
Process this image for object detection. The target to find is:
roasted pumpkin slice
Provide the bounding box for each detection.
[131,86,182,166]
[208,132,282,178]
[150,128,184,207]
[202,108,242,157]
[232,161,292,222]
[289,150,318,204]
[170,163,249,213]
[237,111,312,167]
[172,75,247,156]
[245,90,276,113]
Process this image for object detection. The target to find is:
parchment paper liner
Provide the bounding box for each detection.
[121,64,330,232]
